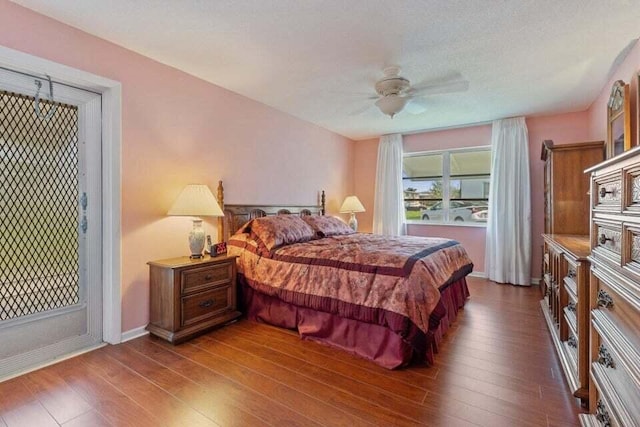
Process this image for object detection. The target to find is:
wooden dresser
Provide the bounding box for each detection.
[540,140,604,407]
[541,234,592,405]
[580,147,640,426]
[147,255,241,343]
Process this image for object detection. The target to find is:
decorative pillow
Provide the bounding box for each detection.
[302,215,355,237]
[247,215,315,252]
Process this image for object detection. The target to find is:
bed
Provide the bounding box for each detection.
[216,182,472,369]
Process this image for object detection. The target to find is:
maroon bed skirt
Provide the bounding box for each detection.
[239,276,470,369]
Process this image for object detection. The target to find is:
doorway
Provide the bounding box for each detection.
[0,67,103,378]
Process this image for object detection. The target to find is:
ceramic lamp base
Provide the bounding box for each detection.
[189,219,206,258]
[348,213,358,232]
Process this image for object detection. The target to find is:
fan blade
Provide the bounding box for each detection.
[405,98,428,115]
[410,80,469,96]
[349,104,374,116]
[333,90,379,99]
[412,71,464,88]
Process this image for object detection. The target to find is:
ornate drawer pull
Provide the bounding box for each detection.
[599,234,613,245]
[596,400,611,427]
[567,269,576,279]
[199,299,215,308]
[567,335,577,349]
[567,302,576,313]
[597,289,614,308]
[597,344,615,369]
[599,187,615,198]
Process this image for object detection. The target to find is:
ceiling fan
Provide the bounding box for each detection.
[359,66,469,118]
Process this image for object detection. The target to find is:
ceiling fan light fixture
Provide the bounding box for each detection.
[375,95,408,118]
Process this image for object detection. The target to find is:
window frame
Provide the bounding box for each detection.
[403,145,491,227]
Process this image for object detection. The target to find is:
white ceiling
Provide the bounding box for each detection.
[11,0,640,140]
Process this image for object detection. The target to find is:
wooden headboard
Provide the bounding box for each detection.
[215,181,325,242]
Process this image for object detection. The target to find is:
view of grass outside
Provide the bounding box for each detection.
[405,210,422,220]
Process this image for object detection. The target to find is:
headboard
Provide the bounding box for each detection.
[215,181,325,242]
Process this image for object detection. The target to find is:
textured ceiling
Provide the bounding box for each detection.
[11,0,640,140]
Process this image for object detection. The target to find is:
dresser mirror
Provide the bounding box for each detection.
[607,79,631,158]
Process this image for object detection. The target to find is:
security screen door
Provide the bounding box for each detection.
[0,67,102,378]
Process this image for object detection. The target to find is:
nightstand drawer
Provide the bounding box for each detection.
[181,263,232,295]
[181,285,231,327]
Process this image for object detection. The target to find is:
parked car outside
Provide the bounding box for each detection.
[420,201,487,222]
[404,201,423,211]
[471,209,488,222]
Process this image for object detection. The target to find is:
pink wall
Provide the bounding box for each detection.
[0,1,354,332]
[353,138,379,231]
[353,111,592,279]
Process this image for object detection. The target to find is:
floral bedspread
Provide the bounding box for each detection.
[228,233,473,334]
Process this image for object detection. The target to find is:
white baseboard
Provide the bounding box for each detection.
[0,342,105,383]
[468,271,486,278]
[121,325,149,343]
[468,271,541,286]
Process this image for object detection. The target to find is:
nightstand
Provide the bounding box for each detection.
[147,254,241,343]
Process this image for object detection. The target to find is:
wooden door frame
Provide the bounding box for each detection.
[0,45,123,345]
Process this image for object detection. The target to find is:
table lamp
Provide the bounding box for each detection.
[340,195,365,231]
[168,184,224,258]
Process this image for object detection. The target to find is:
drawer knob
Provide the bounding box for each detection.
[596,400,611,427]
[598,234,613,245]
[597,289,614,308]
[199,299,215,308]
[599,187,615,198]
[204,274,213,280]
[597,344,615,369]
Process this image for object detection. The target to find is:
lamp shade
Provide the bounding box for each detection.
[167,184,224,217]
[375,95,408,118]
[339,196,366,213]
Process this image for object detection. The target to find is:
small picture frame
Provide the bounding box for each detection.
[211,242,227,257]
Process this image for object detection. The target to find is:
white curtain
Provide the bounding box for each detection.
[373,134,406,236]
[485,117,531,286]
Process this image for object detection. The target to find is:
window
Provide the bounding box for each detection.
[403,147,491,225]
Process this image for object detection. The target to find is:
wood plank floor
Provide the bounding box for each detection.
[0,277,583,426]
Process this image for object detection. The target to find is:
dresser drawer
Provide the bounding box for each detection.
[593,171,622,212]
[592,220,622,265]
[181,285,232,327]
[622,223,640,281]
[590,362,637,427]
[181,262,232,295]
[622,164,640,215]
[592,266,640,334]
[591,310,640,389]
